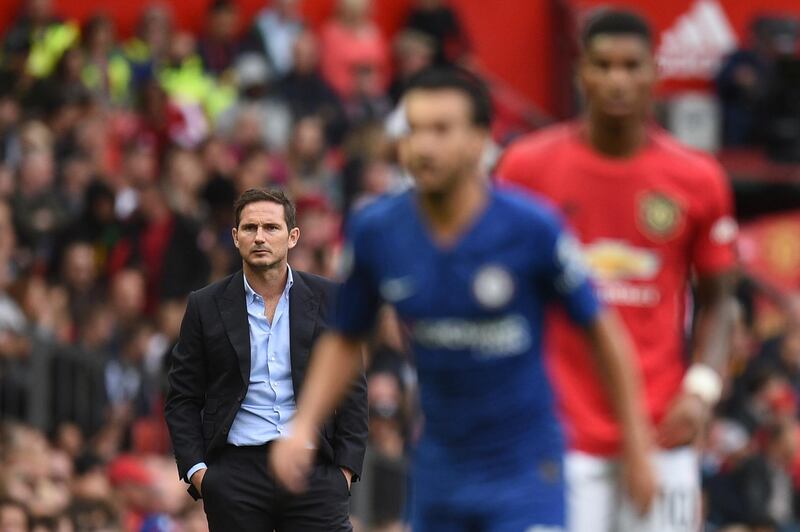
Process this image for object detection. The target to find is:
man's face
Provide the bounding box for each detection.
[399,88,486,194]
[579,35,656,120]
[233,201,299,272]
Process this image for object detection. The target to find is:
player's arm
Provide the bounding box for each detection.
[657,271,737,448]
[546,224,656,514]
[271,216,380,493]
[658,162,738,448]
[272,332,365,493]
[582,310,656,514]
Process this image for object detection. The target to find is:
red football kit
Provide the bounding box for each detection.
[497,122,737,455]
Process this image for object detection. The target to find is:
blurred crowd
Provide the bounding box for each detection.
[716,16,800,161]
[1,0,800,531]
[0,0,464,529]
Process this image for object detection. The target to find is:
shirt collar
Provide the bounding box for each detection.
[243,266,294,304]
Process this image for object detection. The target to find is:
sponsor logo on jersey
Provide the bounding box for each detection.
[472,265,515,309]
[584,240,661,281]
[583,240,663,307]
[596,283,661,307]
[379,276,416,303]
[638,192,684,241]
[657,0,737,80]
[412,314,531,357]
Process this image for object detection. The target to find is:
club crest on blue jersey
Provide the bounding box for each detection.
[472,265,515,309]
[380,276,416,303]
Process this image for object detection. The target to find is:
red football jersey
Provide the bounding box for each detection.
[496,122,737,455]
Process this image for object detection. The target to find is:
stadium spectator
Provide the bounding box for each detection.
[277,30,348,145]
[245,0,305,78]
[389,30,436,103]
[285,115,340,207]
[123,5,173,88]
[80,14,131,106]
[403,0,470,65]
[216,53,292,153]
[197,0,241,76]
[319,0,390,101]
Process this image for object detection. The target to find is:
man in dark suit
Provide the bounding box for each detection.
[165,188,368,531]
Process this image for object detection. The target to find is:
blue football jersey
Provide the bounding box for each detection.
[335,187,600,479]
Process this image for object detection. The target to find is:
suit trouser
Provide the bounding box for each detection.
[201,443,353,532]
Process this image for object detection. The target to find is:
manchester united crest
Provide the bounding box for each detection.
[638,192,683,241]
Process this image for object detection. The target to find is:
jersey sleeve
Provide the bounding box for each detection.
[332,215,381,337]
[691,162,738,276]
[539,213,602,327]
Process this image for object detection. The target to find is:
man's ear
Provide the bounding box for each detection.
[288,227,300,249]
[231,227,239,248]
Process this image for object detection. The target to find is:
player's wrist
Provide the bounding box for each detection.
[682,363,722,407]
[290,416,317,446]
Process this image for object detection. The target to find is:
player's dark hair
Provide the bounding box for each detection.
[581,9,653,50]
[403,66,493,129]
[233,188,297,230]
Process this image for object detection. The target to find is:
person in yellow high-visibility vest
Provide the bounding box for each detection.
[80,14,132,107]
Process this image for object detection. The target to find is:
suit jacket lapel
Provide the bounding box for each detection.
[217,270,251,387]
[289,271,319,397]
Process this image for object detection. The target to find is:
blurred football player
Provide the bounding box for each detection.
[497,9,738,532]
[271,67,655,532]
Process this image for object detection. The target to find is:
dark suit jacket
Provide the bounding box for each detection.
[164,269,368,500]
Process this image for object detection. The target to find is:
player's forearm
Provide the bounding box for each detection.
[691,273,737,375]
[292,332,363,440]
[585,310,651,455]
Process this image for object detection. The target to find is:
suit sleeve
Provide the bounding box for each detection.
[164,292,208,481]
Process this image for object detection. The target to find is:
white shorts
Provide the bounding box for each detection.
[565,447,701,532]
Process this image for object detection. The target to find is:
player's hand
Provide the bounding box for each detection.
[270,425,316,494]
[656,392,709,449]
[621,448,657,515]
[191,468,207,497]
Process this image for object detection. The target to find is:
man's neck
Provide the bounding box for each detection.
[243,262,288,300]
[585,112,647,159]
[418,173,487,246]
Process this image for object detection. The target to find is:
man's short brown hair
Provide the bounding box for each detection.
[233,188,297,229]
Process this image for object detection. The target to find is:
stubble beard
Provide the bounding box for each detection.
[244,251,285,273]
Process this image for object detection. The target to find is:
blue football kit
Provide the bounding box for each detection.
[334,187,601,532]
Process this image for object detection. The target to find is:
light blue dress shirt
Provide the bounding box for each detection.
[256,10,303,77]
[187,267,296,482]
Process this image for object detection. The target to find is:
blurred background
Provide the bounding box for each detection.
[1,0,800,531]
